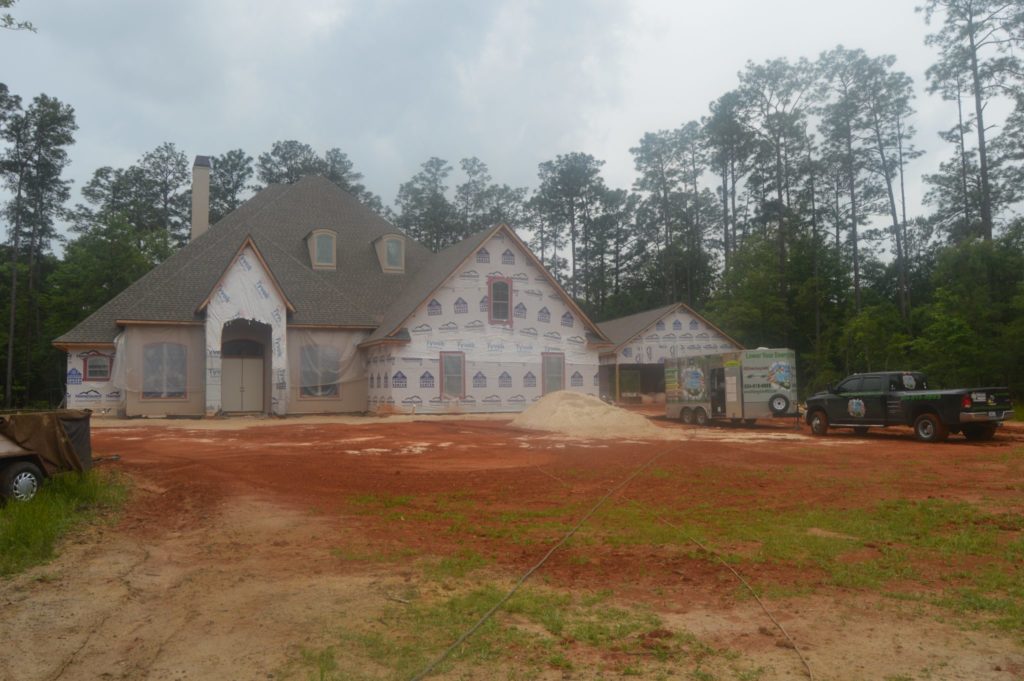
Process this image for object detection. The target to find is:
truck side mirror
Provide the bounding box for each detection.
[826,383,834,393]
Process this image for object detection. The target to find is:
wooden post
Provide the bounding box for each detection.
[615,362,621,404]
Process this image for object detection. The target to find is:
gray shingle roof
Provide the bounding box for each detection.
[597,304,680,349]
[55,179,613,350]
[597,303,744,352]
[55,177,433,344]
[363,226,498,344]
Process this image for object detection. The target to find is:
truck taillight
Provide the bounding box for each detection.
[961,395,973,410]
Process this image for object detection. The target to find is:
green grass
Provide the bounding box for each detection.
[582,497,1024,633]
[346,485,1024,640]
[291,583,725,680]
[423,548,489,580]
[0,470,127,577]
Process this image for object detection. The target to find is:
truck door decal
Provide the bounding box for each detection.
[848,398,866,418]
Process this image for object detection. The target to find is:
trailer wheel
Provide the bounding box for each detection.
[680,408,693,425]
[962,424,997,441]
[1,461,43,502]
[769,394,790,416]
[809,410,829,436]
[694,408,709,426]
[913,413,948,443]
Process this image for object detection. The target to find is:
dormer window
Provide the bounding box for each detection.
[375,233,405,273]
[307,229,337,270]
[386,238,402,268]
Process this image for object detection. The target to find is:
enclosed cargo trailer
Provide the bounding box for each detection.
[666,348,798,425]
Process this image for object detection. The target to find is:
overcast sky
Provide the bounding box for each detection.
[0,0,996,229]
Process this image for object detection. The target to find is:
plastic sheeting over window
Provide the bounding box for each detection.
[143,342,187,398]
[113,326,199,395]
[300,344,341,397]
[289,328,368,400]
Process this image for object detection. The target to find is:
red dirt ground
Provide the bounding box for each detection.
[3,415,1021,681]
[99,417,1024,602]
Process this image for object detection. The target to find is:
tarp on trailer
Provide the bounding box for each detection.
[0,410,93,475]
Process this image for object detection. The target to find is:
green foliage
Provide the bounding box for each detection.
[44,216,167,337]
[0,470,127,577]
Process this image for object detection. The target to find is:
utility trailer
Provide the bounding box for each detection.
[0,410,93,502]
[666,349,798,425]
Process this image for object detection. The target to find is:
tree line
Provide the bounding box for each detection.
[2,0,1023,407]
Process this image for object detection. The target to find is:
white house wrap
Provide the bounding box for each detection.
[366,232,601,413]
[204,246,289,415]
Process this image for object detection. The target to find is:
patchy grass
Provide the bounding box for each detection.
[583,497,1024,634]
[329,545,418,564]
[345,484,1024,639]
[290,582,728,680]
[0,469,127,577]
[423,548,489,581]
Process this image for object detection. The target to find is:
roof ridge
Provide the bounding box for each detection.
[117,185,293,320]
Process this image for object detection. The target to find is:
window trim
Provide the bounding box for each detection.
[309,229,337,270]
[298,344,341,400]
[488,276,513,327]
[82,352,112,382]
[439,351,465,399]
[541,352,565,395]
[140,342,188,401]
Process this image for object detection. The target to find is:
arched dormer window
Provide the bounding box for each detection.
[375,233,405,273]
[307,229,337,270]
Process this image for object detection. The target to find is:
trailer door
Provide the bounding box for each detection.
[724,362,743,417]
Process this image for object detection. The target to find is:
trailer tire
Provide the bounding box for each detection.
[913,413,948,443]
[1,461,43,502]
[694,407,709,427]
[769,394,790,416]
[680,408,693,425]
[962,424,997,441]
[809,410,829,436]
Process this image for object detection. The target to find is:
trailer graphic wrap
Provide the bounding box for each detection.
[370,233,599,413]
[666,348,797,422]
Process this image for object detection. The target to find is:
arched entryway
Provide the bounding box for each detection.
[221,319,271,413]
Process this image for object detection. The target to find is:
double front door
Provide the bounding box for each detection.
[222,339,264,413]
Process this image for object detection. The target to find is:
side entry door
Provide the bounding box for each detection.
[828,376,862,424]
[857,374,887,425]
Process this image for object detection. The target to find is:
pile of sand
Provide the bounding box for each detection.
[510,391,674,440]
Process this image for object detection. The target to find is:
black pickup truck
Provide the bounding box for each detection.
[805,371,1014,442]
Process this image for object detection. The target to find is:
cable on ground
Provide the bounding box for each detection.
[409,438,685,681]
[618,492,814,681]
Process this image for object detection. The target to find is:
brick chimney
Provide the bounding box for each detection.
[191,155,211,241]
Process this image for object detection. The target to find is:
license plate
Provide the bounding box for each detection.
[989,411,997,418]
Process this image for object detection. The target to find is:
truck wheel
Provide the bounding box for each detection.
[963,424,997,441]
[913,413,948,443]
[694,408,709,427]
[1,461,43,502]
[680,408,693,425]
[769,394,790,416]
[809,410,829,436]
